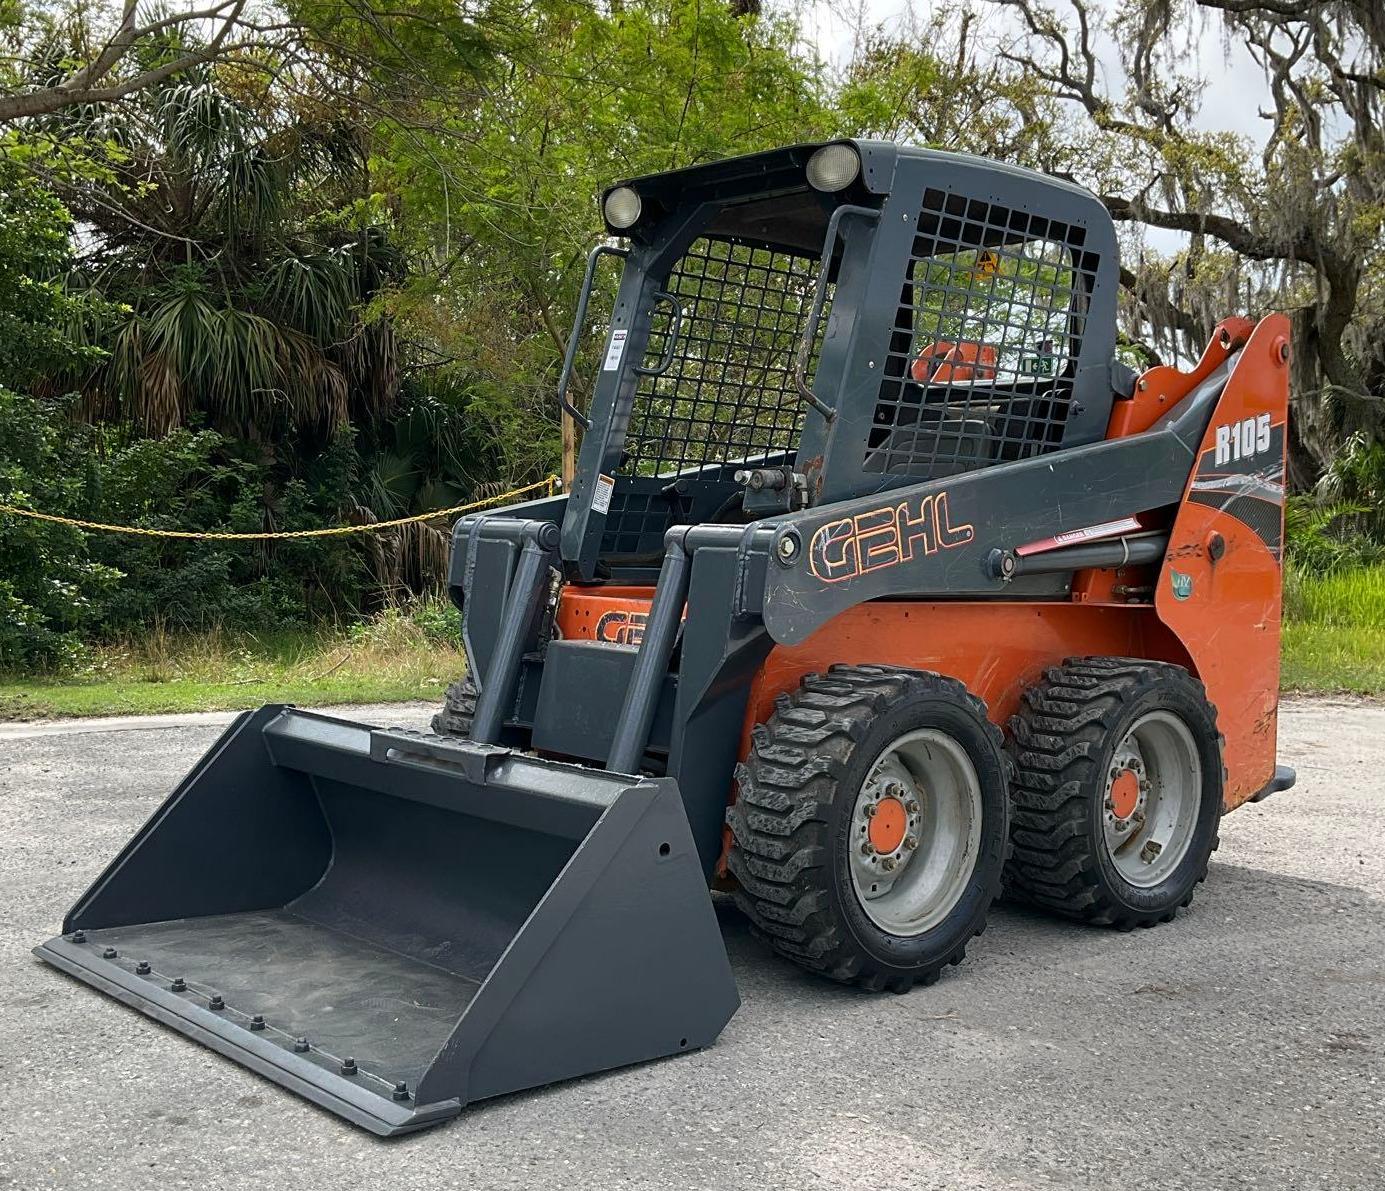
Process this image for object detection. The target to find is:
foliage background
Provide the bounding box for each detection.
[0,0,1381,673]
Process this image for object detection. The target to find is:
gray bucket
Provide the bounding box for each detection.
[35,706,739,1135]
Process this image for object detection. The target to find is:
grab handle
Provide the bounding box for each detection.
[632,291,684,378]
[558,243,630,431]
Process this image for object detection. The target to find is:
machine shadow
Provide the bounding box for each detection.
[717,857,1385,1007]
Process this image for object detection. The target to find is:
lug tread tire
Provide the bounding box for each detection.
[431,673,478,738]
[1004,657,1224,929]
[727,664,1008,993]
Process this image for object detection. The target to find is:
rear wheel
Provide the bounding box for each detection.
[726,665,1010,992]
[1005,658,1224,928]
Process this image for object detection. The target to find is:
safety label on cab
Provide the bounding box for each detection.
[602,328,629,371]
[592,473,615,514]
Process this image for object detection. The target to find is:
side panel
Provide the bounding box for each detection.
[718,599,1198,872]
[761,418,1208,643]
[739,601,1195,752]
[1154,315,1291,808]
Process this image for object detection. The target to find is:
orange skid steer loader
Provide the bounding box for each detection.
[38,140,1295,1134]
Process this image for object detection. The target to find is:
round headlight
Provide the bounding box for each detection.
[603,186,642,229]
[806,144,860,192]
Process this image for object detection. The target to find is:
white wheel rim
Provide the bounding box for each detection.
[848,728,983,936]
[1101,710,1203,888]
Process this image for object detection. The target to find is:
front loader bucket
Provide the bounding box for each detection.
[34,706,738,1135]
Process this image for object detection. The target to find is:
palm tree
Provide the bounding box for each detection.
[44,67,403,439]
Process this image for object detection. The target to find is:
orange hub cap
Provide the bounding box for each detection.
[868,796,908,854]
[1110,769,1140,819]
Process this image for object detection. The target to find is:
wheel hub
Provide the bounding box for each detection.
[1101,712,1202,888]
[847,730,982,937]
[854,779,922,885]
[1103,747,1148,837]
[1108,767,1142,821]
[867,794,910,855]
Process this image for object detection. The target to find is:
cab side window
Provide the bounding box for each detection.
[868,189,1098,479]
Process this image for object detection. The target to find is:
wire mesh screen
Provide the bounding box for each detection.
[867,188,1099,479]
[620,237,827,477]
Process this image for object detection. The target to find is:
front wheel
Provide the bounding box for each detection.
[726,665,1010,993]
[431,673,478,738]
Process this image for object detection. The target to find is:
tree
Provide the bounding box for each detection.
[0,175,115,667]
[30,63,404,440]
[0,0,511,123]
[983,0,1384,486]
[376,0,835,483]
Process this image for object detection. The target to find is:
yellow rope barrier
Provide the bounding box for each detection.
[0,476,561,541]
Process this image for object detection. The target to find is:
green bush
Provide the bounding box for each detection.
[0,388,376,670]
[0,389,121,669]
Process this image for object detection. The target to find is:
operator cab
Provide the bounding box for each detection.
[560,140,1119,582]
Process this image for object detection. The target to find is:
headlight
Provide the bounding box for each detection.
[603,186,642,229]
[806,143,860,192]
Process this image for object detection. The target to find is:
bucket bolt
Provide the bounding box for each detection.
[392,1081,411,1102]
[69,930,86,944]
[170,977,186,992]
[341,1057,359,1077]
[135,961,151,975]
[293,1037,310,1053]
[102,947,117,959]
[249,1014,266,1032]
[208,993,225,1011]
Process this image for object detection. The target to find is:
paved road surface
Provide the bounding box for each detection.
[1,698,1382,1190]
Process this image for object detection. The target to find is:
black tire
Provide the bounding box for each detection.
[726,664,1010,993]
[431,673,477,738]
[1005,657,1224,928]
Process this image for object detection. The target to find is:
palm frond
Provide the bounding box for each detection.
[263,251,354,341]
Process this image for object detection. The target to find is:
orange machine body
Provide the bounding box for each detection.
[911,340,999,384]
[553,317,1290,836]
[557,585,660,648]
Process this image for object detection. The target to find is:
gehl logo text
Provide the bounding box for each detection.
[809,491,974,583]
[594,609,649,648]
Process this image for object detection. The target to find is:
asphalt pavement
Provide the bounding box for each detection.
[1,697,1381,1190]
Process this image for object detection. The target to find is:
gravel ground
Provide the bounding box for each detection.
[1,697,1381,1190]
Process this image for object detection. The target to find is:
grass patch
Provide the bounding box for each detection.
[1281,622,1385,696]
[1283,564,1385,629]
[1281,563,1385,696]
[6,569,1385,719]
[0,604,464,720]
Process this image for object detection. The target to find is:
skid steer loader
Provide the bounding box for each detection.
[38,140,1296,1135]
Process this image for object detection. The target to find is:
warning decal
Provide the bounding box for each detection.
[592,473,615,514]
